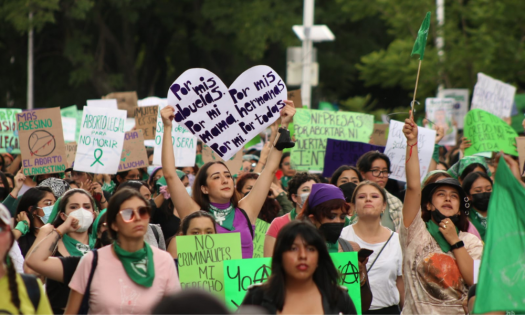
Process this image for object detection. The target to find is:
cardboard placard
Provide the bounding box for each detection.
[322,139,385,178]
[384,120,436,182]
[291,109,374,171]
[134,105,158,140]
[118,130,149,172]
[252,219,270,259]
[74,106,127,174]
[167,66,287,161]
[65,142,77,169]
[370,124,388,146]
[16,107,67,176]
[201,143,243,175]
[425,98,457,146]
[104,91,139,118]
[437,89,469,129]
[176,233,242,299]
[463,109,518,157]
[287,89,303,108]
[87,99,118,109]
[517,138,525,176]
[0,108,22,154]
[471,73,516,118]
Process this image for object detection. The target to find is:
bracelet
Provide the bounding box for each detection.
[406,141,418,163]
[450,240,464,250]
[54,228,64,239]
[100,199,107,203]
[15,221,29,236]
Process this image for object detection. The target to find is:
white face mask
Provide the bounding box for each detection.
[297,193,310,210]
[67,208,94,233]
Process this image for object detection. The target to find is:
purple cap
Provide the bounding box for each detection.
[309,183,345,208]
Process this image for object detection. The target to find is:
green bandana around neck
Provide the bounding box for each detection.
[209,203,235,231]
[62,234,91,257]
[290,208,297,220]
[281,176,292,189]
[326,241,339,253]
[425,220,459,252]
[469,210,487,241]
[113,241,155,287]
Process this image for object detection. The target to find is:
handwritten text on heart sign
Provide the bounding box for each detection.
[167,66,287,161]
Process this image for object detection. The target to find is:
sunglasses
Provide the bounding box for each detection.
[119,207,151,223]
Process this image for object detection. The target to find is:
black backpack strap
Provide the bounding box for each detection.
[151,224,160,244]
[20,273,40,311]
[78,249,98,315]
[338,238,354,252]
[238,208,254,239]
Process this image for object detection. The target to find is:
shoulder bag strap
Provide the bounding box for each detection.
[78,249,98,315]
[238,208,254,239]
[21,273,40,311]
[367,232,394,273]
[337,238,354,252]
[151,224,160,244]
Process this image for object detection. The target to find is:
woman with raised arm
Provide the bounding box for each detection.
[161,101,296,258]
[400,113,483,314]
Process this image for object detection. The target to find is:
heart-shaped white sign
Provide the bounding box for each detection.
[167,65,287,161]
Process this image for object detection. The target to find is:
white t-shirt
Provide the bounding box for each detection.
[340,225,402,310]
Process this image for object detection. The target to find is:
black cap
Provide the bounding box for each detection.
[421,178,470,211]
[339,182,358,203]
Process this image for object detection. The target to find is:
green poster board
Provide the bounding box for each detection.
[291,109,374,171]
[223,252,362,314]
[0,108,22,154]
[252,219,270,258]
[176,233,242,299]
[464,109,518,156]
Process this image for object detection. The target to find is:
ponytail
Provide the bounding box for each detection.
[6,255,23,314]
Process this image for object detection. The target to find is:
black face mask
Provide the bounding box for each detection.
[319,223,344,244]
[471,192,491,212]
[431,208,460,226]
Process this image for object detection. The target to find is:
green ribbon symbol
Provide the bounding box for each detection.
[90,148,104,166]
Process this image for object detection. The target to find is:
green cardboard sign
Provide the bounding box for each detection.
[222,252,362,314]
[252,219,270,258]
[176,233,242,299]
[291,109,374,171]
[464,109,518,156]
[0,108,22,154]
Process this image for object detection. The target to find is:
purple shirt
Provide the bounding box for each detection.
[212,203,254,258]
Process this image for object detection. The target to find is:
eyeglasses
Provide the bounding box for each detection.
[119,207,151,223]
[368,169,391,177]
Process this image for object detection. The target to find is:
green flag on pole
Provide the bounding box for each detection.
[474,157,525,314]
[411,12,431,60]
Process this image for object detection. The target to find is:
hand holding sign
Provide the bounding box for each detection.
[161,105,175,128]
[279,100,296,128]
[403,114,418,143]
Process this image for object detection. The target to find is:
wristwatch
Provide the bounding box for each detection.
[450,240,464,250]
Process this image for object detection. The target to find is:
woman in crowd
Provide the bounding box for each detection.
[462,172,493,241]
[148,167,164,197]
[65,188,180,314]
[0,204,53,314]
[340,181,404,314]
[13,187,56,256]
[279,152,296,190]
[401,114,483,314]
[330,165,362,187]
[161,101,296,259]
[242,221,357,314]
[264,172,318,257]
[447,156,491,183]
[0,171,10,201]
[357,151,403,232]
[235,172,282,223]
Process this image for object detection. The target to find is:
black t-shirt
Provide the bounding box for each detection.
[46,253,81,314]
[17,232,36,257]
[149,199,180,241]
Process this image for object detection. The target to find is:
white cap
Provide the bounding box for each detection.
[0,204,12,228]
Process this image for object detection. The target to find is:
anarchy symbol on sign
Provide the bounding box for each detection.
[253,264,271,283]
[339,261,359,284]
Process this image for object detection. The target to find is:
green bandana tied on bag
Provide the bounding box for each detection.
[62,234,91,256]
[209,203,235,230]
[426,220,459,252]
[113,242,155,287]
[469,210,487,241]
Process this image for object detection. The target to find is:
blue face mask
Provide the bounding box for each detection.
[186,186,192,196]
[147,166,157,176]
[37,205,54,224]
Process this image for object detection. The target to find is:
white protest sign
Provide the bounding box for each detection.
[384,120,436,182]
[473,259,481,284]
[153,102,197,167]
[124,118,135,131]
[139,97,167,147]
[167,65,287,161]
[74,106,127,174]
[437,89,469,129]
[425,98,457,146]
[87,99,118,109]
[471,73,516,118]
[61,117,77,142]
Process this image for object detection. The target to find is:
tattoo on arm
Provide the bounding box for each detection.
[47,233,60,253]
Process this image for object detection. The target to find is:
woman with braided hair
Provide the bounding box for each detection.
[0,204,52,314]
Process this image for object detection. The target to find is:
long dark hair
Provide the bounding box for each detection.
[4,229,22,314]
[192,161,238,211]
[329,165,363,186]
[0,171,10,200]
[264,221,341,311]
[462,171,493,198]
[106,188,150,240]
[15,187,54,235]
[180,210,217,235]
[52,189,96,231]
[236,172,280,223]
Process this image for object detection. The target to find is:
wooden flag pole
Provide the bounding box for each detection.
[411,59,423,119]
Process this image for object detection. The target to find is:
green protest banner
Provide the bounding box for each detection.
[222,252,362,314]
[176,233,242,299]
[291,109,374,171]
[252,219,270,258]
[224,257,272,310]
[464,109,518,156]
[0,108,22,154]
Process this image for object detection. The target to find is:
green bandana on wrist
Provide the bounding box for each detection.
[468,210,487,241]
[209,203,235,230]
[113,242,155,287]
[426,220,459,252]
[62,234,91,257]
[15,221,29,236]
